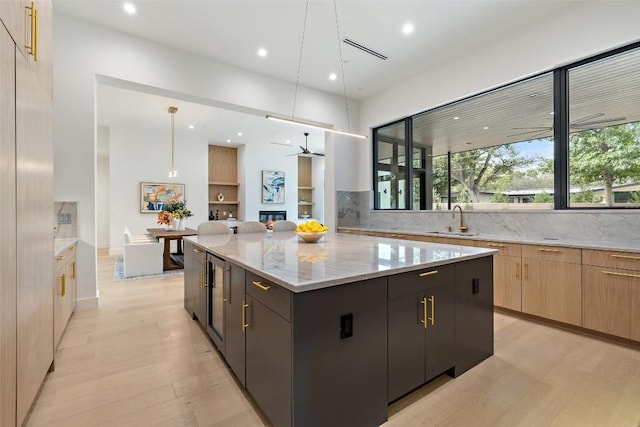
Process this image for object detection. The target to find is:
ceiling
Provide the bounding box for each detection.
[54,0,577,149]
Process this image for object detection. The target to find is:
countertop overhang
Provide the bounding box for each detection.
[184,232,495,292]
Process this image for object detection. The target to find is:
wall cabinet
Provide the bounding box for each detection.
[208,145,239,220]
[521,245,581,326]
[582,249,640,341]
[53,244,77,349]
[388,265,454,402]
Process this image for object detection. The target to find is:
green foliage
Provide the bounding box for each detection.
[491,192,509,203]
[532,191,553,203]
[164,200,193,218]
[631,191,640,203]
[570,189,602,203]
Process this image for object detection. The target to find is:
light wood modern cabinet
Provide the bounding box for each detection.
[521,244,581,326]
[298,156,313,219]
[1,1,54,425]
[53,244,77,349]
[475,241,522,311]
[208,145,239,220]
[583,249,640,341]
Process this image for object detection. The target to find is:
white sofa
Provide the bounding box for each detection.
[123,227,163,277]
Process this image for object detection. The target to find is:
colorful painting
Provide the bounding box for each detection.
[262,170,285,204]
[140,182,185,213]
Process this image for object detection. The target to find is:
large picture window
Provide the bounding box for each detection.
[373,42,640,211]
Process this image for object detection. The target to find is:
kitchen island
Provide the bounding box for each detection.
[183,231,495,427]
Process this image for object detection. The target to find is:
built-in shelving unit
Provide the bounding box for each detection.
[208,145,239,220]
[298,156,313,219]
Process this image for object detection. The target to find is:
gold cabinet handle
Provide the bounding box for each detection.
[72,261,76,280]
[611,254,640,261]
[252,280,271,291]
[419,270,438,277]
[200,271,206,288]
[420,297,428,329]
[242,301,250,332]
[603,270,640,279]
[58,274,66,297]
[25,2,38,61]
[516,262,520,280]
[428,296,435,325]
[538,248,560,253]
[524,263,528,281]
[56,255,65,261]
[486,243,505,248]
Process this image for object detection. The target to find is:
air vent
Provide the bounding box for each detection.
[342,38,388,60]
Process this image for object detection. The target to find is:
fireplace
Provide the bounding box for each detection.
[259,210,287,230]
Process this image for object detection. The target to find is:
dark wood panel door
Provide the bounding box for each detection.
[425,284,455,381]
[194,254,206,329]
[245,296,291,427]
[388,291,426,402]
[224,262,246,386]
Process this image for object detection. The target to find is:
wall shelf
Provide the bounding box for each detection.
[209,181,239,186]
[209,146,239,220]
[298,157,313,219]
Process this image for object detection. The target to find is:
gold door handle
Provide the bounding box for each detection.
[428,296,435,326]
[200,271,206,288]
[487,243,505,248]
[242,301,250,332]
[419,297,428,329]
[524,263,528,280]
[538,248,560,253]
[25,2,38,61]
[252,280,271,291]
[516,262,520,280]
[611,254,640,261]
[72,261,76,279]
[56,255,65,261]
[603,270,640,279]
[58,274,66,297]
[419,270,438,277]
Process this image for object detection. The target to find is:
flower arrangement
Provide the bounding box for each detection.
[157,211,172,225]
[157,200,193,227]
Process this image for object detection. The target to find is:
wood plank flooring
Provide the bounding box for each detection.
[25,251,640,426]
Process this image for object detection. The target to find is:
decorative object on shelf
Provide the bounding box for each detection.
[228,208,234,220]
[217,192,224,201]
[168,106,178,177]
[141,182,184,213]
[265,1,366,140]
[262,170,285,204]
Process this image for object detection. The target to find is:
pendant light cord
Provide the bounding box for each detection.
[292,1,310,120]
[171,111,175,171]
[333,0,351,133]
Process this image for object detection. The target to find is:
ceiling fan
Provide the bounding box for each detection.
[506,113,627,138]
[288,132,324,157]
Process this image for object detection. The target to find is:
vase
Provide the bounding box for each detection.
[178,218,185,231]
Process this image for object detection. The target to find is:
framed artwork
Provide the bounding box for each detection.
[140,182,185,213]
[262,170,285,204]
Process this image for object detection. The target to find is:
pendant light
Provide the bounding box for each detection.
[266,0,367,140]
[168,106,178,177]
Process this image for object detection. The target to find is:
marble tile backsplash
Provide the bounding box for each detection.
[54,201,78,239]
[337,191,640,246]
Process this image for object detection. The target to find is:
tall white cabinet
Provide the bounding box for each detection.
[0,1,54,425]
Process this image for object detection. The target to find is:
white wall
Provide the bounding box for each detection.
[312,155,325,223]
[53,13,360,308]
[356,1,640,191]
[96,126,110,249]
[108,127,208,254]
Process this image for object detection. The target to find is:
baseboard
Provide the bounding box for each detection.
[75,293,99,311]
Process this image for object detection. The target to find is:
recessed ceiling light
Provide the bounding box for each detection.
[483,126,489,130]
[237,132,243,136]
[188,125,194,129]
[286,139,291,144]
[226,139,231,143]
[123,3,136,14]
[454,116,459,120]
[402,23,414,35]
[257,48,267,57]
[329,73,337,81]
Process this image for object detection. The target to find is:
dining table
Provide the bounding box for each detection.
[146,227,198,271]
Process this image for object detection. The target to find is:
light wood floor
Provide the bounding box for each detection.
[25,251,640,427]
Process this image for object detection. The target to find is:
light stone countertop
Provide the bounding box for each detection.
[54,238,78,256]
[184,232,495,293]
[338,227,640,254]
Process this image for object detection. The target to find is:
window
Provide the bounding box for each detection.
[372,42,640,211]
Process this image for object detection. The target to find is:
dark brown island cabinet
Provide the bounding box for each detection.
[183,240,493,427]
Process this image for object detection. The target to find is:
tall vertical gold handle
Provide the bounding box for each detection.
[428,296,435,325]
[242,301,250,332]
[25,2,38,61]
[524,264,528,280]
[72,261,76,280]
[420,298,428,329]
[516,262,520,280]
[58,274,66,297]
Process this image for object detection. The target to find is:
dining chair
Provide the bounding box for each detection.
[271,220,297,231]
[236,221,267,234]
[197,221,233,235]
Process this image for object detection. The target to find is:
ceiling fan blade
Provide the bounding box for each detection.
[570,116,627,127]
[312,152,325,157]
[270,141,292,146]
[570,113,604,125]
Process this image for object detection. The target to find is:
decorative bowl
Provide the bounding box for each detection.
[296,231,327,243]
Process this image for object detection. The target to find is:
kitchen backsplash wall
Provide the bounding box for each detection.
[54,201,77,239]
[337,191,640,246]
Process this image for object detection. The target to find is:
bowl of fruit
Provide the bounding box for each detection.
[295,220,328,243]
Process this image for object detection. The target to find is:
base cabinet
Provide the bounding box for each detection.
[223,262,246,385]
[53,244,76,349]
[183,241,206,328]
[388,266,454,402]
